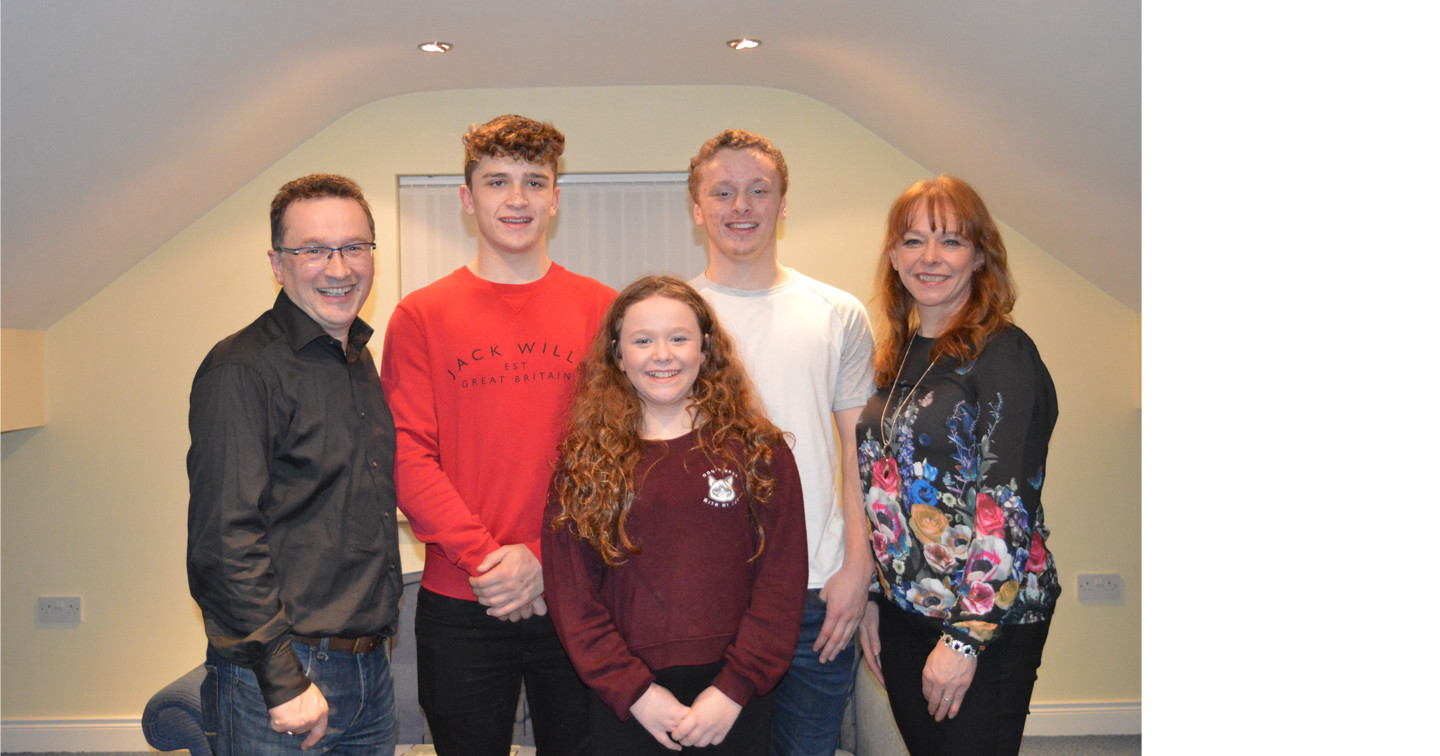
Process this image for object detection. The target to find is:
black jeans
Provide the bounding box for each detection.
[876,599,1050,756]
[588,660,774,756]
[415,588,591,755]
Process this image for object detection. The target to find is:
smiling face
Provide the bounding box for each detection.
[267,196,374,346]
[691,148,787,269]
[617,295,706,436]
[889,209,983,336]
[461,154,559,257]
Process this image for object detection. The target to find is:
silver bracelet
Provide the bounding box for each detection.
[940,633,980,659]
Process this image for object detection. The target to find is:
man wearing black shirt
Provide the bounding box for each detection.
[187,174,403,754]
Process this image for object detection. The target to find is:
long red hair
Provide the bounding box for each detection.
[550,275,785,565]
[874,176,1017,386]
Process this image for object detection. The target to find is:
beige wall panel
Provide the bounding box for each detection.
[2,329,47,431]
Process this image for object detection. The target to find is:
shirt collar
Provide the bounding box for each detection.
[271,290,373,361]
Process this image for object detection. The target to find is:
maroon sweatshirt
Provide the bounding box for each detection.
[542,428,808,719]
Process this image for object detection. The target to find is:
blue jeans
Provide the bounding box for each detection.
[206,641,396,756]
[769,589,857,756]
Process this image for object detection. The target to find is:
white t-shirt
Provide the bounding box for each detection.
[692,269,875,588]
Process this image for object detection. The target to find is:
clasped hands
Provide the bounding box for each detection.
[469,544,548,621]
[629,683,742,751]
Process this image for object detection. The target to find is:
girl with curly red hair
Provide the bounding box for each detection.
[542,275,807,755]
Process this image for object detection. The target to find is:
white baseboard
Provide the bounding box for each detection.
[1,718,150,752]
[2,703,1140,752]
[1024,701,1141,736]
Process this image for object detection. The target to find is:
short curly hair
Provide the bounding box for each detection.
[462,115,565,188]
[687,129,789,203]
[268,174,374,250]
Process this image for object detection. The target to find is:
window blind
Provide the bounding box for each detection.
[397,173,707,297]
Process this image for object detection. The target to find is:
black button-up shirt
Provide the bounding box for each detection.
[186,291,402,709]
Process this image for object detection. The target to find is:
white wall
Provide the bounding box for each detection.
[1,85,1139,731]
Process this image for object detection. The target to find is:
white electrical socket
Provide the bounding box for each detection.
[37,596,83,623]
[1076,573,1123,601]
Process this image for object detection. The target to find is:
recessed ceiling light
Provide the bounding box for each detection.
[727,38,761,50]
[418,41,453,53]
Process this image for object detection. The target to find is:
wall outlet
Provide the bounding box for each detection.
[1076,573,1123,601]
[37,595,82,623]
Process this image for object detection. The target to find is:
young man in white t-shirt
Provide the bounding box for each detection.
[687,129,876,756]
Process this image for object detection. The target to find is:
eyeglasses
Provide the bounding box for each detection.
[276,242,377,265]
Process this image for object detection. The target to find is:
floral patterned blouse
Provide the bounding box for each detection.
[857,326,1060,652]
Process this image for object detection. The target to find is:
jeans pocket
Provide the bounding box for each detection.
[292,639,318,678]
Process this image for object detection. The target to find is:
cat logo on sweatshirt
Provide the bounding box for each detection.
[703,469,738,508]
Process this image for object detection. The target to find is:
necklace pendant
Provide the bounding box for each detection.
[879,335,939,455]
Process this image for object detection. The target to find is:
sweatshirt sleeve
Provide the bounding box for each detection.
[711,444,809,706]
[541,498,656,720]
[381,303,500,577]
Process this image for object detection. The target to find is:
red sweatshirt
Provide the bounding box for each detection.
[542,429,808,719]
[382,264,614,600]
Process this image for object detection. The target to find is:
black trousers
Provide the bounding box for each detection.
[415,588,591,756]
[876,599,1050,756]
[589,660,775,756]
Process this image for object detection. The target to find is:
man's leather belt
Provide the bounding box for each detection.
[290,635,386,654]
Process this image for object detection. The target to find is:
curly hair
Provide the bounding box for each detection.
[269,174,374,251]
[551,275,786,566]
[462,115,565,187]
[874,176,1017,387]
[687,129,789,203]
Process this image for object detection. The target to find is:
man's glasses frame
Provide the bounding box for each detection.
[276,242,377,265]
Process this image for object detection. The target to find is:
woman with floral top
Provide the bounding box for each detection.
[856,176,1060,755]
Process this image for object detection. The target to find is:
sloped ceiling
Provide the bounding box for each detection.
[1,0,1139,330]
